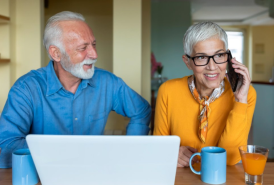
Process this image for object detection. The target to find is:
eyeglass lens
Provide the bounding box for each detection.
[194,53,228,66]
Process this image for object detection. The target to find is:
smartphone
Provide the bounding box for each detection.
[227,51,239,92]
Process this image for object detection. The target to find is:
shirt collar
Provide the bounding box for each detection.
[87,68,97,88]
[81,78,91,89]
[46,61,63,96]
[78,68,97,89]
[46,61,97,96]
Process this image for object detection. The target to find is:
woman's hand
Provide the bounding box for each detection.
[231,58,251,104]
[177,146,198,167]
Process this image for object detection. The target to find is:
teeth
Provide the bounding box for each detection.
[205,74,217,77]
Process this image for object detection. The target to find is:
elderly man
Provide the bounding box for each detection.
[0,11,151,168]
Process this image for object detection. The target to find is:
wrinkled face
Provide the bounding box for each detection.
[183,37,227,95]
[59,21,98,79]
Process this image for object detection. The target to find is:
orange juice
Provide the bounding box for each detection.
[241,153,267,175]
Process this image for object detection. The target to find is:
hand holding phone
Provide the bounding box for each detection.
[226,50,251,104]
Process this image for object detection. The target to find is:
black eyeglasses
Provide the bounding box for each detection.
[186,51,231,66]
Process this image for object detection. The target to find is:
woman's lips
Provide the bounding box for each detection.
[204,73,219,80]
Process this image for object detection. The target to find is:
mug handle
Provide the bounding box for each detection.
[189,153,201,175]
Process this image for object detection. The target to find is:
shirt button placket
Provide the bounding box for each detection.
[72,98,77,134]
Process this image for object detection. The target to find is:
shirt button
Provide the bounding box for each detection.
[75,118,78,121]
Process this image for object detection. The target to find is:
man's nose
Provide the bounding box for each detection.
[87,45,98,60]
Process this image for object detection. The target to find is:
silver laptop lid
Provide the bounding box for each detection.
[26,135,180,185]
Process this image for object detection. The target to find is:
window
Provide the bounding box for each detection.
[226,31,244,64]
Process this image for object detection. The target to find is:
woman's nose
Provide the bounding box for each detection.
[207,57,217,70]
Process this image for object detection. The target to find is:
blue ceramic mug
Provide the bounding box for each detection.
[189,146,226,184]
[12,148,39,185]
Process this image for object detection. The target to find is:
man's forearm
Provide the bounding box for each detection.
[0,138,28,168]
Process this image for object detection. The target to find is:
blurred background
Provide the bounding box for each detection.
[0,0,273,160]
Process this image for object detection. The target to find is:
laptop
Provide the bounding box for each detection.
[26,135,180,185]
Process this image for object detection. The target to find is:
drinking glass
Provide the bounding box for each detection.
[239,145,269,185]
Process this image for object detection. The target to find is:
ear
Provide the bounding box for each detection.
[48,45,61,62]
[182,55,193,70]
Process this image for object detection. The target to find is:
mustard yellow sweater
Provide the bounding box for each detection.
[154,76,256,165]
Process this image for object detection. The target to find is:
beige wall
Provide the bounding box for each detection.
[111,0,151,133]
[113,0,142,94]
[113,0,151,102]
[10,0,43,82]
[0,0,9,16]
[0,0,10,111]
[251,25,274,81]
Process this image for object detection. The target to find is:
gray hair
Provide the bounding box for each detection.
[43,11,85,60]
[183,22,228,56]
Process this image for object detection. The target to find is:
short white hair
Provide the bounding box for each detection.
[183,21,228,56]
[43,11,85,60]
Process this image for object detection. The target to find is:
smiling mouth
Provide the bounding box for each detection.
[205,74,218,78]
[83,64,93,71]
[84,64,92,66]
[84,64,93,68]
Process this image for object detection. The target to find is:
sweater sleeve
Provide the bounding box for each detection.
[217,85,257,165]
[153,82,170,135]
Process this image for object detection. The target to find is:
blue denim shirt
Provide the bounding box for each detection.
[0,61,151,168]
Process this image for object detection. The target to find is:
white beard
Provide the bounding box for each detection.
[60,53,97,79]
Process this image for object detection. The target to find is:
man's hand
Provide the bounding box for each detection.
[177,146,198,167]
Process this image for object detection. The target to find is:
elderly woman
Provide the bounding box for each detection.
[153,22,256,166]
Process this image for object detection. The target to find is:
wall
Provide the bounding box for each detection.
[113,0,142,94]
[252,84,274,159]
[0,0,10,111]
[252,25,274,82]
[151,1,192,80]
[251,26,274,159]
[10,0,43,82]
